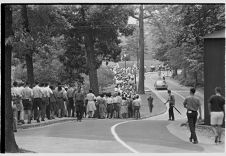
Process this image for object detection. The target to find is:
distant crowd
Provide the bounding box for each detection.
[11,65,142,132]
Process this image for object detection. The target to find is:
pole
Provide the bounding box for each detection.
[138,4,145,94]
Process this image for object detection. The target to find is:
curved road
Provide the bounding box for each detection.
[15,72,224,153]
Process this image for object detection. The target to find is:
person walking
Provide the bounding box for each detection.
[49,85,57,119]
[17,82,25,124]
[11,81,20,132]
[32,81,44,123]
[55,84,67,118]
[132,95,141,120]
[86,90,96,118]
[147,94,154,113]
[67,84,76,117]
[99,94,107,119]
[106,93,114,119]
[208,87,225,144]
[116,92,122,118]
[165,90,175,121]
[75,86,85,121]
[21,82,33,124]
[183,88,202,144]
[44,83,53,120]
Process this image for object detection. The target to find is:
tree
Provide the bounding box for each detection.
[20,5,34,85]
[59,5,134,95]
[5,5,19,152]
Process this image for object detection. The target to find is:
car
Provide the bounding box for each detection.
[154,80,168,90]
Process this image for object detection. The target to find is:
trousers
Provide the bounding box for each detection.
[187,111,198,141]
[169,106,174,120]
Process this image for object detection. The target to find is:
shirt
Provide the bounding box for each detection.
[133,99,141,107]
[21,86,33,100]
[208,95,225,112]
[86,93,95,101]
[42,87,52,98]
[106,97,113,105]
[183,95,201,111]
[75,92,85,101]
[67,88,76,98]
[116,95,122,104]
[32,85,43,98]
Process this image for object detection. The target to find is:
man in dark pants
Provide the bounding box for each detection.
[183,88,202,144]
[67,84,76,117]
[165,90,175,120]
[75,86,85,121]
[32,81,43,123]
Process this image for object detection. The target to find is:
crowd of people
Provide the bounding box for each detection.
[11,65,143,132]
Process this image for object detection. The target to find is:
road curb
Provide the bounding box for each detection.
[181,122,225,138]
[17,118,76,130]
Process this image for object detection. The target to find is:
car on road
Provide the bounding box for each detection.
[154,80,168,90]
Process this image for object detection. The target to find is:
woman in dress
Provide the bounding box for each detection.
[86,90,96,118]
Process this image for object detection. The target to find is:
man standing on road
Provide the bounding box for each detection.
[208,87,225,144]
[147,94,154,113]
[165,90,175,121]
[183,88,202,144]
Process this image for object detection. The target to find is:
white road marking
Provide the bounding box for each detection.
[111,120,140,153]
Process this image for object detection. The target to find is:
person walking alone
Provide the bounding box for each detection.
[147,94,154,113]
[208,87,225,144]
[183,88,202,144]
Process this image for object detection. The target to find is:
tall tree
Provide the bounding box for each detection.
[21,5,34,85]
[5,5,19,152]
[59,5,134,95]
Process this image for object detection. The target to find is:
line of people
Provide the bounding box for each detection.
[11,80,142,132]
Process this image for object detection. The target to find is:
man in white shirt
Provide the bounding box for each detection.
[21,82,33,124]
[32,81,43,123]
[17,82,25,124]
[45,83,53,120]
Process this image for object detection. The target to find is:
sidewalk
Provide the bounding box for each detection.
[17,117,75,130]
[167,120,225,152]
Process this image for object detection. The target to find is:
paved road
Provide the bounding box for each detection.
[15,72,224,153]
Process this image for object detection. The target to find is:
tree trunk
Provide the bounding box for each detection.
[5,5,19,153]
[138,5,145,94]
[25,54,34,85]
[21,5,34,86]
[85,33,99,96]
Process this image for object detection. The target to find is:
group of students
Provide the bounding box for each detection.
[11,79,142,132]
[11,81,86,132]
[94,92,142,119]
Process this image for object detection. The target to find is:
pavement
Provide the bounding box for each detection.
[14,72,225,153]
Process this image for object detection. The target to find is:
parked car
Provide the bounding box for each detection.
[154,80,168,90]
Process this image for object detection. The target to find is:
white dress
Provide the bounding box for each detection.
[86,93,96,112]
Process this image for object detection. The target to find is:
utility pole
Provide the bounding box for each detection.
[138,5,145,94]
[130,5,152,94]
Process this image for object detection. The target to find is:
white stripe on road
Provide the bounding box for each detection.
[111,120,140,153]
[111,88,188,153]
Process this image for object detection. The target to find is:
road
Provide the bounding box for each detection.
[15,72,224,153]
